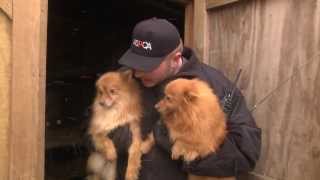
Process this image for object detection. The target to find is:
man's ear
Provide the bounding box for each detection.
[170,52,182,69]
[121,69,133,80]
[173,50,181,58]
[174,52,182,63]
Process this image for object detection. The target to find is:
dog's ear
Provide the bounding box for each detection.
[183,89,198,102]
[95,81,99,90]
[183,79,200,102]
[121,69,133,81]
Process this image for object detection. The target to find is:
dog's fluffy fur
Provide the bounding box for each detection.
[87,70,144,180]
[155,78,235,180]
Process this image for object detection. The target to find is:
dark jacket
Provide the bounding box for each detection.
[110,47,261,180]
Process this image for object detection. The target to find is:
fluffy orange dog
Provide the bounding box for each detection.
[155,78,235,180]
[87,70,143,180]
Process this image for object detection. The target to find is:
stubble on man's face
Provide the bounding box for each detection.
[134,59,172,87]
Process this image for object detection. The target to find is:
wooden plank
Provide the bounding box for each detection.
[0,0,12,18]
[193,0,209,63]
[184,1,194,48]
[9,0,47,179]
[0,10,11,180]
[206,0,239,9]
[208,0,320,180]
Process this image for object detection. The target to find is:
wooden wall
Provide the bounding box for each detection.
[0,9,11,180]
[207,0,320,180]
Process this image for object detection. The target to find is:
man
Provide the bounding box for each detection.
[111,17,261,180]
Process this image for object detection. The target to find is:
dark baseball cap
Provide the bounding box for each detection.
[118,17,181,72]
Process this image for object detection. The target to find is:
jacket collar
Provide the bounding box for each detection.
[155,47,202,93]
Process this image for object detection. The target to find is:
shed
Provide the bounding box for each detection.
[0,0,319,180]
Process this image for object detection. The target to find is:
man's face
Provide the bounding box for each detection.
[134,58,173,87]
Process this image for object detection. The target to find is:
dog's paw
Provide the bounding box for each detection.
[105,147,117,161]
[171,144,183,160]
[125,170,138,180]
[184,151,199,162]
[87,152,106,173]
[171,151,180,160]
[140,142,151,154]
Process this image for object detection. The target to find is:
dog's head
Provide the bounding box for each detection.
[155,78,199,117]
[95,70,134,108]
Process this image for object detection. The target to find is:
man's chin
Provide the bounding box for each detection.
[141,80,156,87]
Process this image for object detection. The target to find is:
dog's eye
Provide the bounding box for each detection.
[165,96,171,101]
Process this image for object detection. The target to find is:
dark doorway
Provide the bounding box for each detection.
[45,0,184,179]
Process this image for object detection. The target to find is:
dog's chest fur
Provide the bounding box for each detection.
[92,106,136,134]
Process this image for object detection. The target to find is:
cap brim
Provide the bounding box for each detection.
[118,49,165,72]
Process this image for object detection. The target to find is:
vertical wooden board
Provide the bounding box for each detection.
[9,0,47,179]
[0,9,11,180]
[208,0,320,180]
[184,1,194,48]
[193,0,209,62]
[0,0,12,18]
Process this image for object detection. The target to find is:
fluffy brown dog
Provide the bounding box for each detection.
[155,78,235,180]
[87,70,143,180]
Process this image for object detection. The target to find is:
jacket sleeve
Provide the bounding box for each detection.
[181,91,261,177]
[107,124,133,155]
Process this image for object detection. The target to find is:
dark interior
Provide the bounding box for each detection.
[45,0,184,179]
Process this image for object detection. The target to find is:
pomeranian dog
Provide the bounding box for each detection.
[155,78,235,180]
[87,70,145,180]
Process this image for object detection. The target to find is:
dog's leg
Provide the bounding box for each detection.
[171,141,185,160]
[102,136,117,161]
[100,160,117,180]
[141,132,155,154]
[92,133,117,161]
[87,152,117,180]
[87,152,106,174]
[125,121,142,180]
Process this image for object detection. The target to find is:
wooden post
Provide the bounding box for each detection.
[0,9,11,180]
[184,1,194,48]
[9,0,47,179]
[193,0,209,63]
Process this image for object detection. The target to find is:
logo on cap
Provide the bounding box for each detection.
[133,39,152,51]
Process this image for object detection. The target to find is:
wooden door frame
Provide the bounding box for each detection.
[8,0,47,179]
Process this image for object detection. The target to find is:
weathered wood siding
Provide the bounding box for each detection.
[0,9,11,180]
[207,0,320,180]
